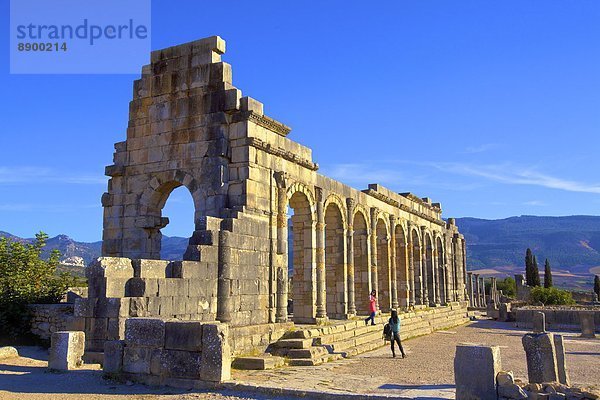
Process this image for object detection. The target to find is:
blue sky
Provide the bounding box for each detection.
[1,1,599,242]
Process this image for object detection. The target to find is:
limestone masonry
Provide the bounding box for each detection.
[75,35,469,381]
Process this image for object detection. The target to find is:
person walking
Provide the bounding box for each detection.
[389,309,406,358]
[364,290,377,325]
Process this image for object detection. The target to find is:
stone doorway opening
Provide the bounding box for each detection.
[159,185,196,260]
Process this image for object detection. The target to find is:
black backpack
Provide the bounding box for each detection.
[383,323,392,340]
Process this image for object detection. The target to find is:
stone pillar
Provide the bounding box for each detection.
[49,331,85,371]
[275,179,288,255]
[315,187,327,319]
[346,198,356,316]
[433,245,441,305]
[370,207,379,298]
[389,216,399,309]
[480,277,486,307]
[407,224,416,307]
[553,334,570,386]
[522,332,559,383]
[454,344,502,400]
[275,266,287,322]
[580,311,596,338]
[466,272,473,307]
[420,227,429,305]
[473,274,480,307]
[217,230,233,323]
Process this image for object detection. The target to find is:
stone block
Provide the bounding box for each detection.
[165,321,203,351]
[522,333,558,384]
[122,346,160,374]
[580,311,596,338]
[95,298,130,318]
[132,259,169,278]
[553,335,570,386]
[103,340,124,373]
[497,371,527,399]
[48,331,85,371]
[125,318,166,347]
[169,261,207,278]
[89,257,134,278]
[105,278,129,298]
[159,349,202,379]
[74,298,96,318]
[125,277,159,297]
[499,303,511,322]
[200,323,231,382]
[533,311,546,333]
[158,278,189,297]
[454,344,502,400]
[128,297,148,317]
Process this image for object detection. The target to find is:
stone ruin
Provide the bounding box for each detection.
[69,35,470,385]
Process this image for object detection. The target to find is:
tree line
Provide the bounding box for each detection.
[525,248,553,288]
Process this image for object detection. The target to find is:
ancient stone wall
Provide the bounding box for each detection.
[514,307,600,331]
[93,35,468,343]
[29,304,83,340]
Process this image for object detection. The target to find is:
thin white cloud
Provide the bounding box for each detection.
[523,200,547,206]
[0,166,105,185]
[429,162,600,194]
[463,143,500,154]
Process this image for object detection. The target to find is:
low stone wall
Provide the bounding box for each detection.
[104,318,230,387]
[29,304,84,340]
[514,307,600,331]
[229,322,294,357]
[399,302,470,340]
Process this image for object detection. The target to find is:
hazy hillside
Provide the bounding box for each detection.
[456,215,600,290]
[3,215,599,290]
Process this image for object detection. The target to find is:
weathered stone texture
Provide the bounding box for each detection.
[48,331,85,371]
[522,333,559,384]
[454,344,502,400]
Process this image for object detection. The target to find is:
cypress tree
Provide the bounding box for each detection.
[525,248,534,286]
[532,255,541,287]
[594,275,600,300]
[544,259,553,288]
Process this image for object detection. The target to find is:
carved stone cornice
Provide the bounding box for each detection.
[235,110,291,137]
[245,137,319,171]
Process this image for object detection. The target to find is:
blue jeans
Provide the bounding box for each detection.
[365,312,376,325]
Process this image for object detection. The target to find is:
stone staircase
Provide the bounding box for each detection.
[267,315,388,366]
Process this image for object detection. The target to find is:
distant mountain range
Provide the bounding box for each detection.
[456,215,600,290]
[2,214,599,290]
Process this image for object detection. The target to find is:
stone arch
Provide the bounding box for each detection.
[352,209,370,314]
[286,182,316,216]
[394,221,409,308]
[409,226,423,305]
[136,170,204,260]
[323,193,347,228]
[376,217,391,311]
[351,204,371,231]
[424,232,435,306]
[435,235,447,305]
[324,200,346,319]
[286,186,317,322]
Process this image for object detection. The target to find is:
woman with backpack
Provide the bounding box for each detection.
[389,309,406,358]
[364,290,377,326]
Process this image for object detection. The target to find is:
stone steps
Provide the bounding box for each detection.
[232,354,285,370]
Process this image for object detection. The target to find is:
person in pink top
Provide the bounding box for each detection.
[364,289,377,325]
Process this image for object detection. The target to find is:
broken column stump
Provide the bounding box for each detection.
[454,344,502,400]
[49,331,85,371]
[522,332,558,384]
[579,311,596,338]
[533,311,546,333]
[553,334,570,386]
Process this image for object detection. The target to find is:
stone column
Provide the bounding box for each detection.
[217,230,233,323]
[346,198,356,316]
[315,187,327,319]
[481,277,486,306]
[466,272,473,307]
[389,216,399,309]
[407,224,416,307]
[370,207,379,297]
[522,332,559,383]
[433,244,441,305]
[274,177,288,323]
[420,226,429,305]
[275,266,287,322]
[473,274,480,308]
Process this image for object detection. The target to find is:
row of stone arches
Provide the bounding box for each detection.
[281,182,464,323]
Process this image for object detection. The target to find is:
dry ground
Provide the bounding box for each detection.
[1,319,598,399]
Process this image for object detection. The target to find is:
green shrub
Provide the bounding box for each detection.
[497,277,516,298]
[529,286,575,306]
[0,232,77,338]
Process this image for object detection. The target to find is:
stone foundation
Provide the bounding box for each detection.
[514,307,600,332]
